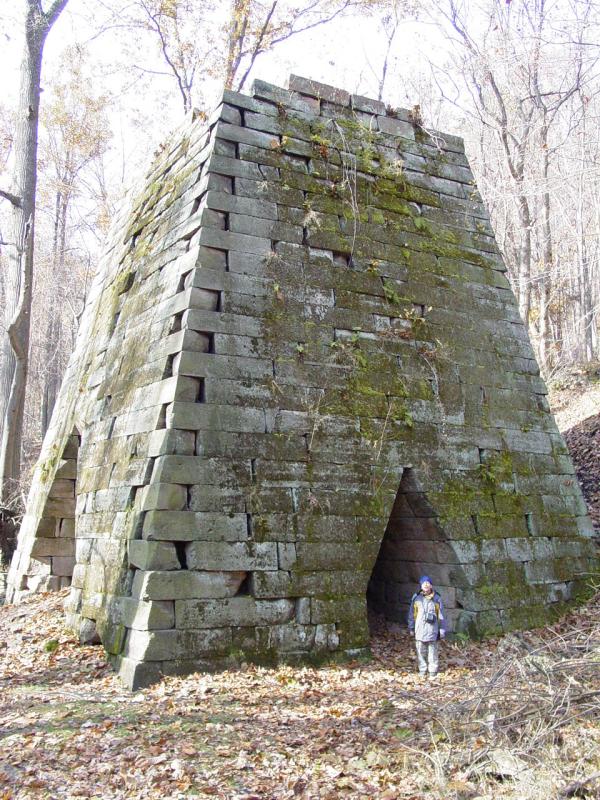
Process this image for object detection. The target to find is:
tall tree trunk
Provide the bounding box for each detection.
[41,187,68,435]
[538,136,553,373]
[224,0,251,90]
[516,192,533,326]
[0,0,68,508]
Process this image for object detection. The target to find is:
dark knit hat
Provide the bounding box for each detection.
[419,575,432,586]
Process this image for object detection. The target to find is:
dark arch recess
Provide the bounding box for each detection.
[367,468,456,629]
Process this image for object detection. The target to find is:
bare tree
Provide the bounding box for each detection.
[37,50,112,433]
[109,0,370,115]
[0,0,69,510]
[224,1,366,92]
[426,0,599,373]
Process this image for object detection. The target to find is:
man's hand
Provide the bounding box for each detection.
[439,631,445,639]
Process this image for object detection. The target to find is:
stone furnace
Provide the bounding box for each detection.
[6,76,598,688]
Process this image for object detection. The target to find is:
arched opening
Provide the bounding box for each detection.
[27,429,80,593]
[367,468,455,629]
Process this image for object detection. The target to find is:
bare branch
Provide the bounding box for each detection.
[42,0,69,28]
[139,0,191,113]
[0,189,22,208]
[234,1,278,92]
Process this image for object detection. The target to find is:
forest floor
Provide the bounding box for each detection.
[1,589,599,800]
[549,363,600,531]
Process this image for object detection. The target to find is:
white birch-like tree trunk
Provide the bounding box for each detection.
[0,0,68,508]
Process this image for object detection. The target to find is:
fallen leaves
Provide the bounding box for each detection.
[0,590,599,799]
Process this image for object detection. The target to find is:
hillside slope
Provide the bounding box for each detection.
[550,366,600,533]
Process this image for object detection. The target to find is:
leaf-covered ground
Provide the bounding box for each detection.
[1,590,599,800]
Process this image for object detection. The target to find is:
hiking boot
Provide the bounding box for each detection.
[428,672,438,682]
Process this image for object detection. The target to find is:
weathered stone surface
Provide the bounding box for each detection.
[137,483,187,511]
[124,627,232,661]
[142,510,248,541]
[119,597,175,630]
[128,540,180,571]
[186,542,278,571]
[78,618,101,645]
[132,570,246,600]
[288,75,350,106]
[6,75,597,688]
[175,597,294,628]
[113,656,163,691]
[30,538,74,558]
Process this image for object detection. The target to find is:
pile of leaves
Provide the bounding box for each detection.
[563,413,600,531]
[1,590,599,800]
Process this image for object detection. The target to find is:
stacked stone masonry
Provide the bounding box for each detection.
[6,75,598,689]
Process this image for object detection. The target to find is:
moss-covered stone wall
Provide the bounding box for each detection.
[6,76,598,689]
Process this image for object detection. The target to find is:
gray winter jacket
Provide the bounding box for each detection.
[408,591,445,643]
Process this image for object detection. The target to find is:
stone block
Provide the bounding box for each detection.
[166,402,266,433]
[175,597,294,628]
[311,595,365,625]
[91,487,135,513]
[128,540,180,571]
[48,479,75,499]
[35,517,59,537]
[147,429,196,456]
[30,537,75,558]
[288,75,350,106]
[481,539,507,561]
[506,537,553,561]
[71,563,87,589]
[151,453,253,485]
[377,115,415,139]
[277,543,297,570]
[132,569,246,600]
[229,214,303,244]
[188,484,246,513]
[119,597,175,630]
[553,537,595,558]
[43,497,76,518]
[55,459,77,479]
[115,656,163,691]
[198,226,272,257]
[205,190,278,220]
[250,571,292,598]
[59,518,76,538]
[196,245,228,269]
[251,79,320,114]
[137,483,187,511]
[52,556,76,576]
[295,542,367,571]
[315,623,339,651]
[295,597,311,624]
[185,541,278,571]
[268,623,316,652]
[576,516,596,538]
[112,405,164,437]
[351,93,386,115]
[229,625,271,654]
[64,586,82,614]
[524,558,570,584]
[78,618,101,645]
[124,627,232,661]
[215,121,279,150]
[143,509,248,542]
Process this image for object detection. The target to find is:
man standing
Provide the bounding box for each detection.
[408,576,446,680]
